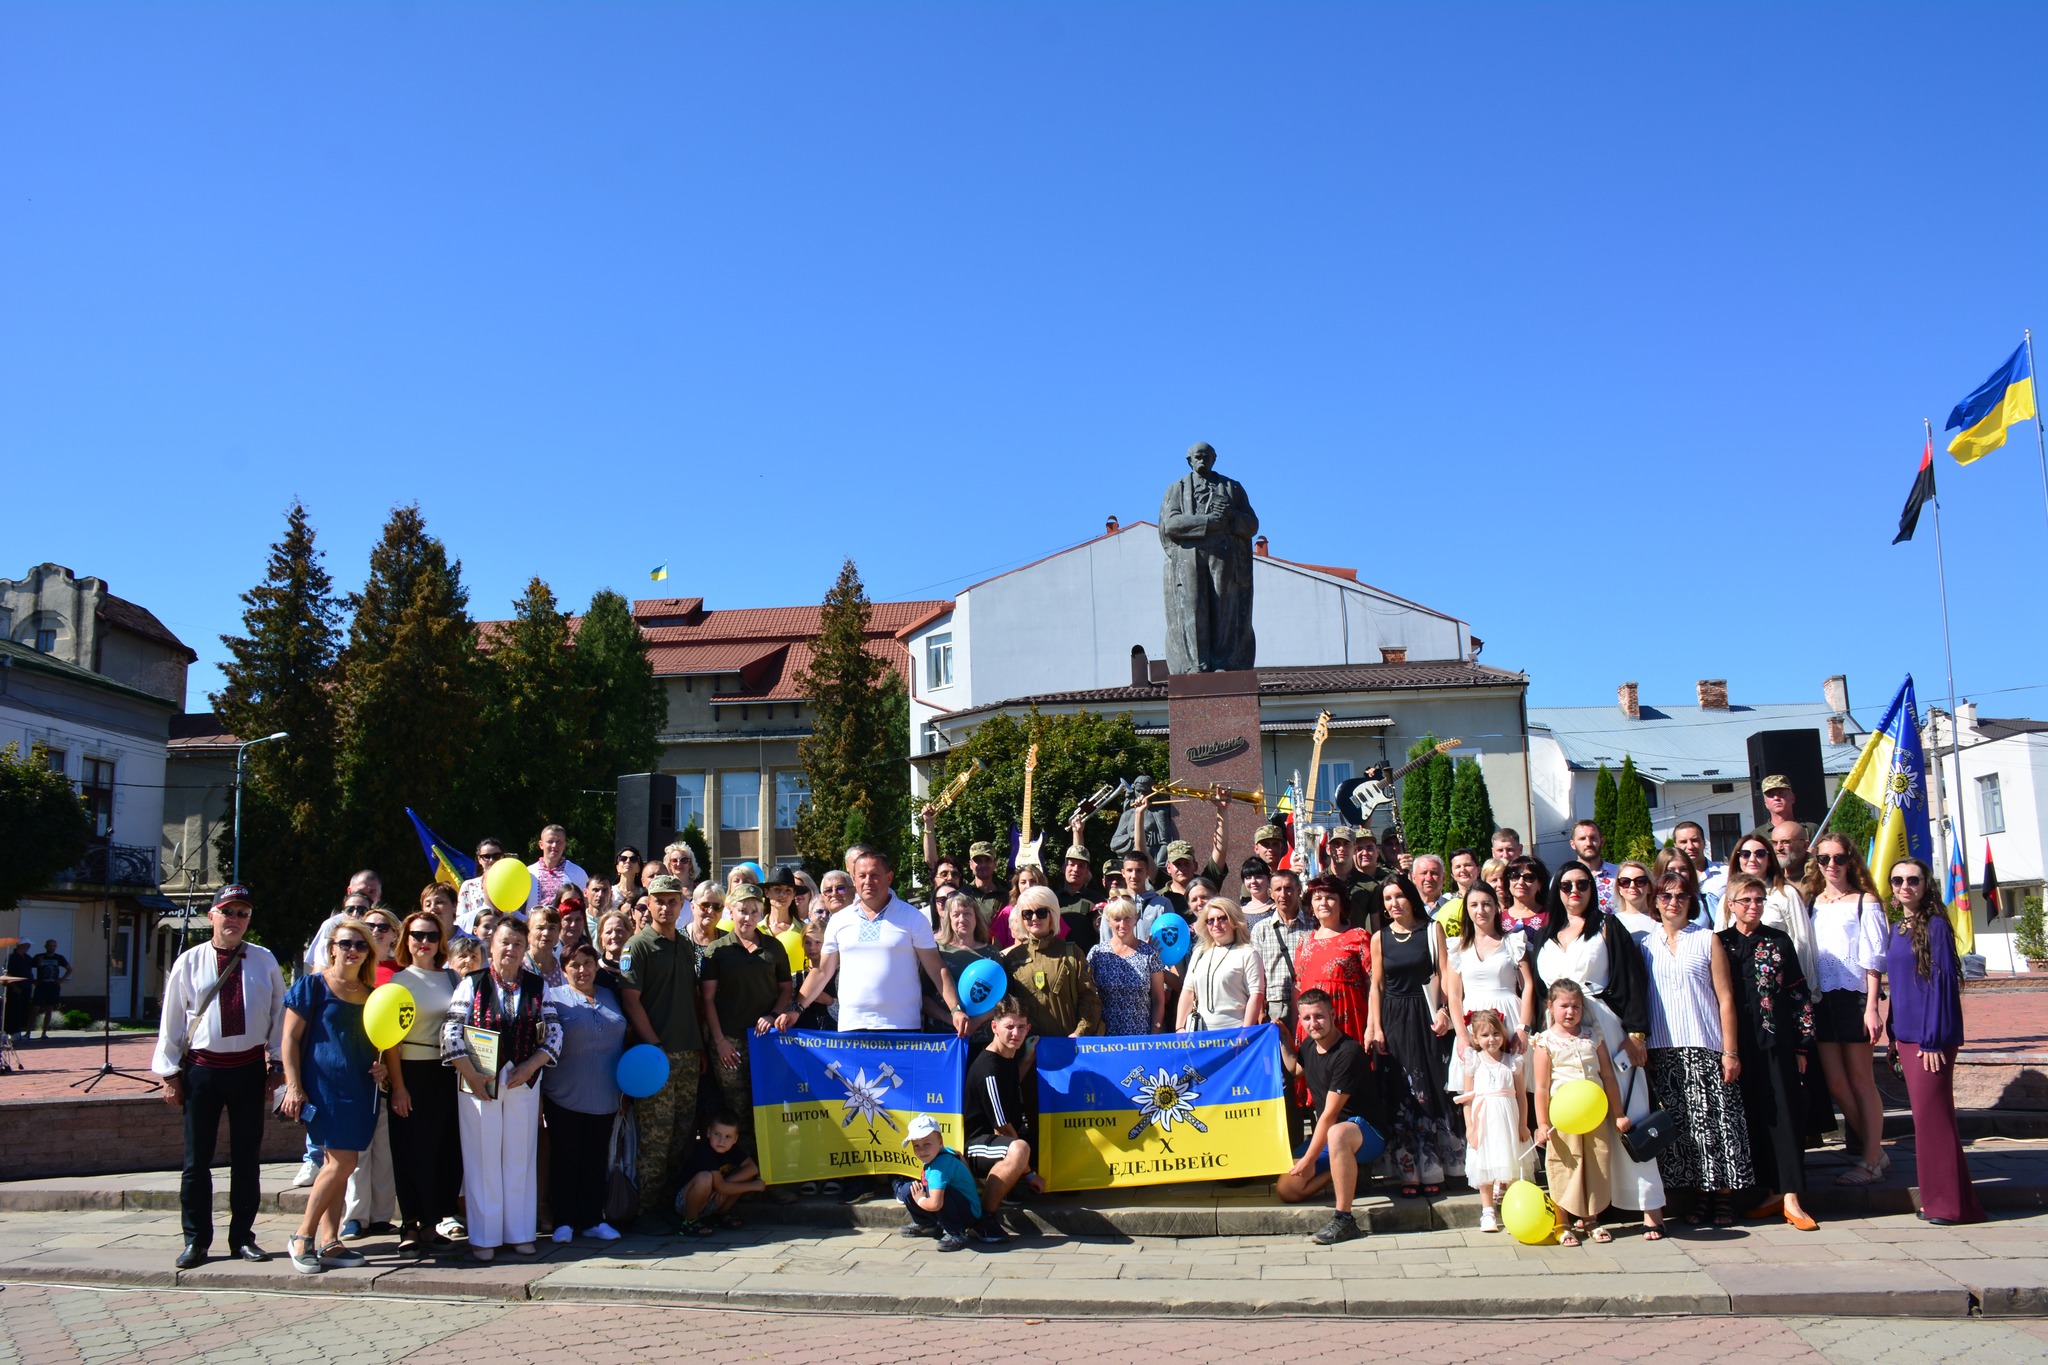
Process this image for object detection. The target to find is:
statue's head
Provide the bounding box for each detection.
[1132,775,1155,793]
[1185,442,1217,475]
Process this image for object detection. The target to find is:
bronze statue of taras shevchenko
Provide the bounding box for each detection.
[1159,441,1258,674]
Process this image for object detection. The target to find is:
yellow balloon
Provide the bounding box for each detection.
[363,983,416,1052]
[717,919,733,934]
[1436,900,1464,939]
[484,857,531,912]
[1551,1078,1609,1136]
[777,928,808,972]
[1501,1179,1555,1244]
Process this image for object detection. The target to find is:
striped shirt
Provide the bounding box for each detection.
[1640,923,1724,1052]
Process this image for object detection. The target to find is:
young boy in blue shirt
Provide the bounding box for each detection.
[896,1113,981,1252]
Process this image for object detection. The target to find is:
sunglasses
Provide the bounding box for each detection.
[333,939,370,955]
[1737,847,1771,860]
[1512,872,1541,883]
[370,924,396,934]
[408,929,442,942]
[822,886,853,896]
[1653,894,1689,906]
[1559,880,1592,893]
[477,852,503,863]
[1891,875,1924,887]
[1730,895,1767,908]
[1615,876,1648,889]
[215,907,252,919]
[1021,909,1052,921]
[1203,916,1232,926]
[618,855,640,864]
[1815,853,1852,867]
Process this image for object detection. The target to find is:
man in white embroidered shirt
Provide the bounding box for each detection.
[154,884,287,1269]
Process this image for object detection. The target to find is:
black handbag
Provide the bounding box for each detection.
[1616,1065,1675,1164]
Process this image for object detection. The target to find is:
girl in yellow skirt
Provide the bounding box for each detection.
[1532,979,1630,1245]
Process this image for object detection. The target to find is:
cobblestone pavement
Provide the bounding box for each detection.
[5,1283,2048,1364]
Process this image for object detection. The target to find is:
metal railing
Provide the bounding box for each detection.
[49,842,159,890]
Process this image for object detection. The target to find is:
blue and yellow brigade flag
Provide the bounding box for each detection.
[1945,342,2036,465]
[1840,677,1971,953]
[1035,1026,1290,1191]
[748,1030,967,1184]
[405,807,477,889]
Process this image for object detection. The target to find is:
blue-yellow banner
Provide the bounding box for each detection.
[748,1030,967,1184]
[1035,1026,1290,1191]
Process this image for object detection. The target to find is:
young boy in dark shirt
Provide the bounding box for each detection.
[676,1110,764,1235]
[962,997,1043,1242]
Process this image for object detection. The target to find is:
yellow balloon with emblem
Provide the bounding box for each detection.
[1501,1179,1555,1244]
[363,983,416,1052]
[1435,899,1464,939]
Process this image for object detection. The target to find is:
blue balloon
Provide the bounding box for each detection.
[616,1043,671,1099]
[1153,915,1191,967]
[958,958,1008,1016]
[1355,1120,1386,1164]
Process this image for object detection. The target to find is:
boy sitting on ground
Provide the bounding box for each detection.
[963,996,1044,1242]
[896,1114,981,1252]
[675,1110,764,1235]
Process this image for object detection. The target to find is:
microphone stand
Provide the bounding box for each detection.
[70,901,159,1093]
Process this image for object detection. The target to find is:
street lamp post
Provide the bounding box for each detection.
[232,731,289,885]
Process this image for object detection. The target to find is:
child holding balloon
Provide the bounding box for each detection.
[1531,979,1629,1245]
[1453,1009,1531,1232]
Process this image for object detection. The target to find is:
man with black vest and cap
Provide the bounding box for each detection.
[154,884,288,1269]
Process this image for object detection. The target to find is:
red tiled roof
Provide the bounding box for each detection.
[642,641,789,677]
[632,597,704,623]
[99,593,198,662]
[705,640,910,703]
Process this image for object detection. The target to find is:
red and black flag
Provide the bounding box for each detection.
[1984,841,2003,922]
[1894,438,1937,543]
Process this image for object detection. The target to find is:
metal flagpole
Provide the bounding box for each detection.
[1925,417,1978,966]
[2029,330,2048,538]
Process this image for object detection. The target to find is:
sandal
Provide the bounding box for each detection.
[1712,1194,1734,1227]
[1835,1160,1883,1186]
[1589,1225,1613,1243]
[1642,1224,1665,1242]
[1422,1184,1441,1197]
[717,1214,744,1230]
[1557,1227,1581,1247]
[1399,1185,1421,1199]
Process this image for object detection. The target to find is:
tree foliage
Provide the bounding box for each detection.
[1592,765,1617,852]
[1611,755,1656,862]
[1824,790,1879,847]
[1442,757,1497,856]
[473,577,588,856]
[795,560,910,878]
[1400,734,1445,855]
[571,587,666,858]
[0,742,94,911]
[210,501,344,947]
[925,710,1170,882]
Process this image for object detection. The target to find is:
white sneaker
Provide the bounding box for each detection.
[551,1225,574,1244]
[581,1223,622,1241]
[291,1159,321,1189]
[1479,1206,1500,1233]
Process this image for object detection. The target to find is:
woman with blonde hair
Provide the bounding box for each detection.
[280,917,384,1273]
[1176,898,1264,1031]
[1087,896,1165,1036]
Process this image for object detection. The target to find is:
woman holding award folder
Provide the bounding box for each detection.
[441,917,561,1260]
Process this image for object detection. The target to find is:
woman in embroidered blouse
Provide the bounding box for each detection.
[1880,857,1985,1225]
[1799,832,1890,1187]
[1719,835,1818,985]
[441,918,561,1261]
[1718,874,1818,1231]
[1501,857,1552,936]
[1641,869,1753,1225]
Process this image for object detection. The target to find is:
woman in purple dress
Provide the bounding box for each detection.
[1875,857,1984,1225]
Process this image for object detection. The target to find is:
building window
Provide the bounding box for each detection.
[926,633,953,690]
[673,773,705,831]
[1708,813,1742,862]
[1710,782,1734,794]
[1979,773,2006,835]
[42,748,66,775]
[1318,761,1353,797]
[722,783,759,831]
[81,756,115,838]
[775,772,810,829]
[35,628,56,653]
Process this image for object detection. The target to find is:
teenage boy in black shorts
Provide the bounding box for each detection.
[962,997,1042,1242]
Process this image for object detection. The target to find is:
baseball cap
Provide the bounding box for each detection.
[647,873,685,896]
[1327,826,1356,844]
[728,882,765,906]
[1255,824,1284,843]
[902,1114,943,1145]
[968,841,996,859]
[1761,774,1792,793]
[212,884,254,910]
[1164,840,1194,862]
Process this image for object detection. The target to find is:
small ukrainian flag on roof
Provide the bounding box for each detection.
[650,562,669,582]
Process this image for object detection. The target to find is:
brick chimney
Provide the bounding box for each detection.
[1827,716,1846,746]
[1697,679,1729,710]
[1130,646,1149,688]
[1379,646,1408,665]
[1958,700,1978,731]
[1106,515,1120,534]
[1618,681,1640,720]
[1823,674,1850,715]
[1253,535,1270,557]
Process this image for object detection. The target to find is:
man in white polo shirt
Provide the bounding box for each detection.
[776,849,969,1036]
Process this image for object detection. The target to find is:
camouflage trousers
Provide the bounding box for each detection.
[635,1048,701,1220]
[711,1053,755,1147]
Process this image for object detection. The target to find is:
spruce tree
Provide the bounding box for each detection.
[795,560,910,876]
[211,501,343,948]
[1613,755,1656,862]
[1592,764,1617,852]
[571,587,666,858]
[335,505,478,901]
[473,577,591,859]
[1442,757,1496,856]
[1424,748,1456,858]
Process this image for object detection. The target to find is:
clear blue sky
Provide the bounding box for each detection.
[6,3,2045,724]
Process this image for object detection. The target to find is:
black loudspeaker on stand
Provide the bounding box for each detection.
[1746,729,1827,832]
[617,773,679,857]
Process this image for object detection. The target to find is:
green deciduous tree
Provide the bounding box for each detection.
[1442,757,1497,856]
[1612,755,1656,862]
[925,710,1170,882]
[1592,765,1617,852]
[795,560,910,878]
[1824,791,1879,848]
[210,501,344,948]
[335,505,478,904]
[0,742,94,911]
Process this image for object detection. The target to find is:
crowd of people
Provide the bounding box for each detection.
[150,785,1986,1268]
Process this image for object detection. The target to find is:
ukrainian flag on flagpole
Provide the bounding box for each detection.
[1839,678,1972,953]
[649,562,669,582]
[405,807,478,889]
[1945,342,2036,465]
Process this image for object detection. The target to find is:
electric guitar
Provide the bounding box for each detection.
[1015,743,1044,868]
[1294,711,1333,878]
[1335,738,1462,832]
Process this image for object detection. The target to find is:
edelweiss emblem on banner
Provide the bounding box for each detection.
[1886,763,1922,811]
[1122,1064,1208,1141]
[825,1060,903,1132]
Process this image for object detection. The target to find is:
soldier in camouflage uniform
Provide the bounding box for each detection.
[619,874,704,1231]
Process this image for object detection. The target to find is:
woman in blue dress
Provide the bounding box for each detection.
[1086,896,1165,1035]
[280,916,384,1275]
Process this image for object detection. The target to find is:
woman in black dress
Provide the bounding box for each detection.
[1366,874,1462,1195]
[1718,873,1818,1231]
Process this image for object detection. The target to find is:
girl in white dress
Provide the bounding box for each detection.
[1446,883,1536,1090]
[1455,1008,1532,1232]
